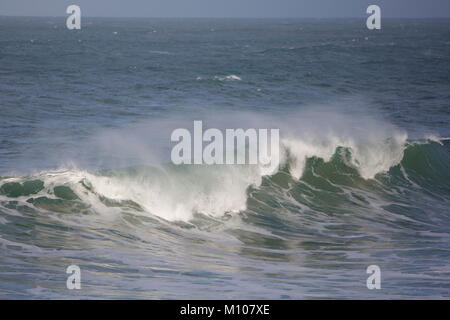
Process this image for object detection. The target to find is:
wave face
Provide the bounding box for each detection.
[1,138,449,223]
[1,139,449,220]
[1,17,450,299]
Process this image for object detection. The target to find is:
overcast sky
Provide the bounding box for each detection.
[1,0,449,18]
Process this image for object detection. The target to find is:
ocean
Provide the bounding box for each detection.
[0,17,450,299]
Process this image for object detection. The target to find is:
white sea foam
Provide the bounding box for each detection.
[214,74,242,81]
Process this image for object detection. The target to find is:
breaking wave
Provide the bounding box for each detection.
[1,133,448,222]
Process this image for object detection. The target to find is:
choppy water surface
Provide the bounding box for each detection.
[1,17,450,299]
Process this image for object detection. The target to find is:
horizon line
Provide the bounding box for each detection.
[2,14,450,19]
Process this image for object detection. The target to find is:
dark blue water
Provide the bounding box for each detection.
[1,17,450,299]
